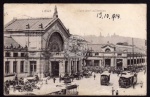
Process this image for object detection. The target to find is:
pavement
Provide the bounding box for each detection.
[8,70,147,96]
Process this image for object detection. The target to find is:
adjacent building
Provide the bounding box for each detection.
[86,41,147,70]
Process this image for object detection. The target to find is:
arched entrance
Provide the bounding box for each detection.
[46,32,64,77]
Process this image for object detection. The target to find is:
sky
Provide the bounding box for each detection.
[4,4,146,39]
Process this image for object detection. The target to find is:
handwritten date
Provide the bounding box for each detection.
[97,12,120,21]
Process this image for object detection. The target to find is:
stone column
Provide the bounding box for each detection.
[68,59,71,75]
[92,60,94,66]
[103,58,105,67]
[130,56,132,65]
[59,61,62,76]
[63,60,65,75]
[111,58,114,67]
[67,60,69,73]
[123,58,127,69]
[9,60,13,73]
[17,60,20,74]
[99,60,101,67]
[40,60,43,78]
[28,60,30,76]
[79,59,82,72]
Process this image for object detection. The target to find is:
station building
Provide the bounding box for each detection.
[4,6,87,78]
[4,6,147,79]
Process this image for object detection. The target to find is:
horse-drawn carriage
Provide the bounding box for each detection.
[83,70,92,78]
[73,72,83,80]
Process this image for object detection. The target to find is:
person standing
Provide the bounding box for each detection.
[15,74,18,85]
[133,82,135,89]
[53,77,56,83]
[112,87,115,95]
[94,74,96,80]
[72,77,74,82]
[141,81,143,88]
[116,90,118,95]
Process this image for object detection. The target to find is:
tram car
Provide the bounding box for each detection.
[119,73,137,88]
[100,71,110,86]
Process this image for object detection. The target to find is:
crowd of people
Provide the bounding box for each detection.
[4,74,41,95]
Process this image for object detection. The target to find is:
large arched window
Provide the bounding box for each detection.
[48,32,64,52]
[105,48,111,52]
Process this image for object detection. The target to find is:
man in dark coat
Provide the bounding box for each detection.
[112,87,115,95]
[53,77,56,83]
[116,90,118,95]
[94,74,96,80]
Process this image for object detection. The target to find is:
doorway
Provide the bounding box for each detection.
[51,61,59,77]
[116,59,123,69]
[105,59,111,67]
[30,61,36,76]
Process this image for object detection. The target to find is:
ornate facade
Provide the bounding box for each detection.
[4,7,86,79]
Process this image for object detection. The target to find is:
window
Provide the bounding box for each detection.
[34,64,36,72]
[134,59,136,64]
[94,60,99,66]
[127,59,130,65]
[5,52,11,57]
[13,61,17,73]
[30,61,37,72]
[13,53,18,57]
[105,48,111,52]
[5,61,9,74]
[117,53,122,56]
[21,53,25,57]
[20,61,24,73]
[95,52,99,56]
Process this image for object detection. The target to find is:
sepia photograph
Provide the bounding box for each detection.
[3,4,147,96]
